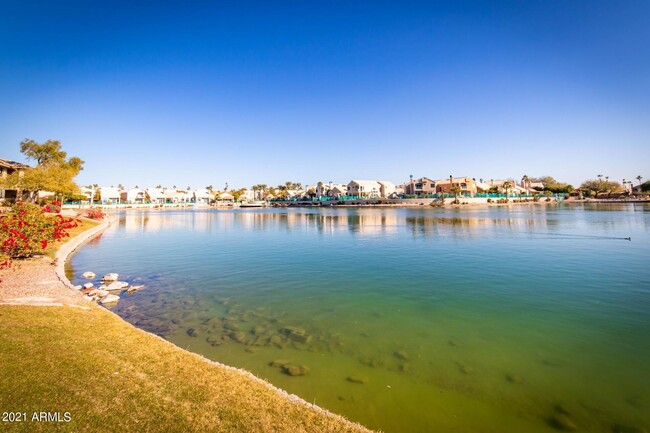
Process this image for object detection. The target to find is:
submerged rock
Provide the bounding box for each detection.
[346,375,368,384]
[268,359,291,368]
[554,403,572,416]
[251,325,267,336]
[230,331,247,343]
[505,373,524,384]
[206,335,222,346]
[394,350,410,361]
[548,414,577,431]
[81,271,96,279]
[126,285,144,294]
[282,326,312,344]
[187,328,200,338]
[282,364,309,376]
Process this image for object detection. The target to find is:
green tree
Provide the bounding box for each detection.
[1,139,85,202]
[580,179,622,198]
[450,186,462,204]
[502,181,513,199]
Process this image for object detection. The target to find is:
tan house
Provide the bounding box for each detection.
[404,177,437,195]
[0,158,31,202]
[435,177,478,196]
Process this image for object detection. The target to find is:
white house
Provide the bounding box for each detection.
[79,186,94,202]
[193,188,211,204]
[165,189,191,203]
[100,186,121,204]
[377,181,396,198]
[146,188,166,204]
[347,180,382,198]
[121,187,145,204]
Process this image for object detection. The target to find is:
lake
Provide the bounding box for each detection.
[68,204,650,433]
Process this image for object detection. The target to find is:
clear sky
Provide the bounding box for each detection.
[1,1,648,189]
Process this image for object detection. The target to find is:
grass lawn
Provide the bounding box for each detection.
[42,217,102,259]
[0,306,369,433]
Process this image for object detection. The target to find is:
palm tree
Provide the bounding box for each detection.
[597,174,603,184]
[522,175,530,190]
[317,181,324,199]
[450,186,462,204]
[502,181,513,200]
[637,175,643,187]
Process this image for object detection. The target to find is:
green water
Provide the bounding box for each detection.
[68,204,650,432]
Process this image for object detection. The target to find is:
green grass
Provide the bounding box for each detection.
[42,217,101,258]
[0,306,370,432]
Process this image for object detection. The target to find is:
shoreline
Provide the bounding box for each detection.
[7,215,373,432]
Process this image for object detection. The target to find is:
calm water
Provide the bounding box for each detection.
[68,204,650,433]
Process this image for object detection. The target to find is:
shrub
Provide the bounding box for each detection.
[84,207,105,220]
[0,202,79,266]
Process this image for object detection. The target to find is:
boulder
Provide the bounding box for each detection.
[73,285,82,290]
[282,327,312,344]
[100,294,120,304]
[230,331,247,343]
[102,273,119,282]
[505,373,524,384]
[206,335,222,346]
[80,287,95,295]
[268,359,291,368]
[187,328,200,338]
[126,285,144,294]
[548,414,577,431]
[81,272,96,279]
[346,375,369,384]
[83,282,94,289]
[282,364,309,376]
[105,281,129,291]
[394,350,410,361]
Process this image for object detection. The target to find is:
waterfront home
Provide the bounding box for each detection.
[0,158,31,202]
[404,177,437,195]
[217,192,234,203]
[193,188,211,204]
[378,181,396,198]
[165,189,191,204]
[79,186,94,202]
[347,180,382,198]
[146,187,166,204]
[484,179,526,194]
[435,177,478,196]
[100,186,121,204]
[120,187,146,204]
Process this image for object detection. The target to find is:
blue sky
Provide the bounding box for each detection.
[1,1,648,189]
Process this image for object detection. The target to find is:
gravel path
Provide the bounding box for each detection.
[0,218,112,307]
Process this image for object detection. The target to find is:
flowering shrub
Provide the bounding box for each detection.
[41,200,62,213]
[0,202,80,268]
[84,207,105,220]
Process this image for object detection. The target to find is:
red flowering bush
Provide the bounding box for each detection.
[0,202,80,268]
[84,207,105,220]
